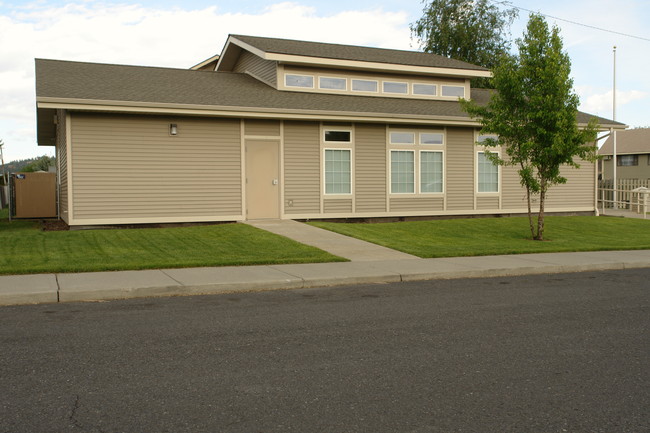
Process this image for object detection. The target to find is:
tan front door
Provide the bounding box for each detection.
[246,140,280,219]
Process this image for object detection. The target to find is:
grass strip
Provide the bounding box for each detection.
[309,216,650,258]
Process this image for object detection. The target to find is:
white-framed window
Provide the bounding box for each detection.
[383,81,408,94]
[319,76,347,91]
[420,132,444,145]
[324,130,351,143]
[477,151,499,193]
[324,149,352,194]
[618,155,638,166]
[420,151,443,193]
[441,85,465,97]
[390,150,415,193]
[389,132,415,144]
[477,134,498,146]
[351,79,378,92]
[413,83,437,96]
[285,74,314,88]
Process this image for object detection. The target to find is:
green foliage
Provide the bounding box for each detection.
[411,0,517,88]
[460,14,599,240]
[20,155,56,172]
[310,217,650,258]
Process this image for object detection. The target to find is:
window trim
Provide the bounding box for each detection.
[382,81,409,95]
[351,78,379,93]
[285,73,315,89]
[323,148,352,196]
[419,150,444,194]
[441,85,466,98]
[476,150,500,194]
[390,149,416,194]
[412,83,437,96]
[419,132,445,145]
[389,131,416,145]
[319,76,347,91]
[323,129,352,143]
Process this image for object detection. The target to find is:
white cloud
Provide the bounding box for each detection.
[577,86,648,116]
[0,1,411,161]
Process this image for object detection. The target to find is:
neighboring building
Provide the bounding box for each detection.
[35,34,624,227]
[599,128,650,180]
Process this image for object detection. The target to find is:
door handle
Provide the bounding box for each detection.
[272,179,278,185]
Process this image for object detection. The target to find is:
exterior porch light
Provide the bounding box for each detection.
[169,124,178,136]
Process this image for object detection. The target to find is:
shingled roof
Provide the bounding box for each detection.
[229,34,489,72]
[35,59,622,137]
[599,128,650,155]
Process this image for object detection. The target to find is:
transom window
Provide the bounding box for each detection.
[285,74,314,88]
[351,79,378,92]
[324,130,351,142]
[390,132,415,144]
[420,133,444,144]
[319,77,346,90]
[383,81,408,94]
[441,85,465,98]
[413,83,437,96]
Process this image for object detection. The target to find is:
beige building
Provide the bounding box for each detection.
[599,128,650,180]
[36,34,624,227]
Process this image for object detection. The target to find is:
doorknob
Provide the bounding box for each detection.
[272,179,278,185]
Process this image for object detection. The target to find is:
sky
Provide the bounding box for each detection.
[0,0,648,162]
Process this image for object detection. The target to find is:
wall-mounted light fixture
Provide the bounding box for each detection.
[169,124,178,136]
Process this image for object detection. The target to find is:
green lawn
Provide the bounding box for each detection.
[309,216,650,258]
[0,210,344,275]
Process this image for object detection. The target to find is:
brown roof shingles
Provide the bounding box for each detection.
[35,59,621,127]
[230,34,488,72]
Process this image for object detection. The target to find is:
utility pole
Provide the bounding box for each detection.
[0,139,6,185]
[612,46,617,208]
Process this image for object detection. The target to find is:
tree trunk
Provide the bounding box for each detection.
[536,180,547,241]
[526,186,535,239]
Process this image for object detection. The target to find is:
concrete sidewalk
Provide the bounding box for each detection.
[2,249,650,306]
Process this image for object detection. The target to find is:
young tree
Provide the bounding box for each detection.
[411,0,517,87]
[461,13,599,241]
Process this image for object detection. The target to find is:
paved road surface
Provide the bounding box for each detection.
[1,269,648,432]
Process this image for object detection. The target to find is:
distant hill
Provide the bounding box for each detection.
[1,155,55,173]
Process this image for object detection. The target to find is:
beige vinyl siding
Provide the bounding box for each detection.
[56,109,68,223]
[244,119,281,137]
[446,127,474,210]
[390,197,443,212]
[233,50,277,88]
[476,196,499,210]
[545,160,596,209]
[284,121,321,214]
[355,123,387,212]
[324,199,353,213]
[70,114,241,221]
[501,159,527,210]
[601,155,650,180]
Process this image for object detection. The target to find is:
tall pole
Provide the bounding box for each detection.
[0,139,6,185]
[613,46,617,208]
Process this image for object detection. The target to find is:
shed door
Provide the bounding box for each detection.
[246,140,280,219]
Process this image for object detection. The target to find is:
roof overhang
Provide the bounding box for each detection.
[218,36,492,79]
[36,97,481,127]
[190,54,220,71]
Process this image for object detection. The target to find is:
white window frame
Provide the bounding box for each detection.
[323,148,352,195]
[441,85,465,98]
[285,73,314,89]
[420,132,444,145]
[319,76,347,91]
[323,129,352,143]
[419,150,444,194]
[351,79,379,93]
[390,150,416,194]
[383,81,409,95]
[389,131,416,145]
[412,83,437,96]
[476,150,500,194]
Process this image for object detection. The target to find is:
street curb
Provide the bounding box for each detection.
[1,257,649,306]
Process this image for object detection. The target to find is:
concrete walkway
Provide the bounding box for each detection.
[3,248,650,306]
[245,219,418,261]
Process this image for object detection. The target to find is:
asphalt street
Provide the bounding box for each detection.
[1,269,648,432]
